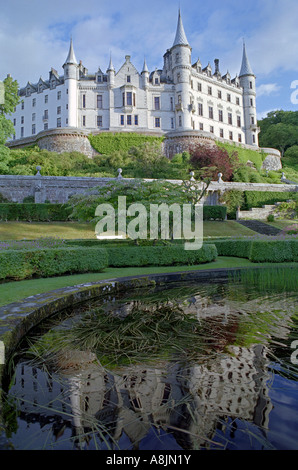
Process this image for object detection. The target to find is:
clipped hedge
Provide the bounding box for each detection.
[249,239,298,263]
[0,247,108,280]
[106,244,217,267]
[208,238,298,263]
[243,191,298,210]
[203,206,227,221]
[0,203,72,222]
[211,239,252,258]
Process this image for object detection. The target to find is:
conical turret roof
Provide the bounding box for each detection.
[239,42,254,76]
[64,38,78,65]
[172,9,189,47]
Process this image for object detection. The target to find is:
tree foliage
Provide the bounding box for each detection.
[189,143,239,181]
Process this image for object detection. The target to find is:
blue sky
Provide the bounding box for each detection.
[1,0,298,120]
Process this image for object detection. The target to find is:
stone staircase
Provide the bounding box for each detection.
[236,203,282,221]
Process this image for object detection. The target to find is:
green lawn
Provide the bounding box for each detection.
[0,220,256,241]
[0,257,267,307]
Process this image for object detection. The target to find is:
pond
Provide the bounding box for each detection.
[1,269,298,451]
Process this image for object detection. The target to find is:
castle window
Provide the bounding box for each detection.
[220,128,224,138]
[250,98,254,106]
[21,102,24,110]
[171,117,174,129]
[154,96,160,110]
[218,90,222,99]
[208,106,213,119]
[198,103,203,116]
[32,113,36,122]
[57,106,61,115]
[57,117,62,128]
[208,86,212,96]
[227,94,231,102]
[237,116,241,127]
[170,97,174,111]
[97,115,102,127]
[199,123,203,131]
[252,134,256,143]
[238,134,242,142]
[219,109,223,122]
[127,92,132,106]
[127,115,132,125]
[21,116,24,124]
[57,91,61,100]
[127,75,131,83]
[13,118,16,126]
[32,98,36,107]
[97,95,103,109]
[155,117,161,128]
[21,127,24,137]
[177,73,181,82]
[44,109,48,120]
[44,123,48,130]
[45,95,48,103]
[251,116,255,125]
[82,94,86,108]
[97,75,102,83]
[210,126,214,133]
[134,115,138,125]
[228,112,233,125]
[178,115,182,126]
[120,115,124,125]
[155,77,159,85]
[229,131,233,140]
[250,81,253,89]
[32,124,36,135]
[236,97,240,105]
[198,82,202,92]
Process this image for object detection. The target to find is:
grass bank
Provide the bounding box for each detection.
[0,257,295,308]
[0,220,256,241]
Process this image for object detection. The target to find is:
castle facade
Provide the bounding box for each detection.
[8,10,259,151]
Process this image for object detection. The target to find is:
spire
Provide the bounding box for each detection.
[64,38,78,65]
[239,42,254,76]
[172,9,189,47]
[107,53,115,72]
[142,57,149,73]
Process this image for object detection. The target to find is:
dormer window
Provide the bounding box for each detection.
[97,75,102,83]
[127,75,131,83]
[50,79,56,89]
[155,77,159,85]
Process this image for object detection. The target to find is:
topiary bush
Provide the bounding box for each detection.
[0,203,72,221]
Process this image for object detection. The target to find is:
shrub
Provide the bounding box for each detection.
[0,203,72,221]
[210,239,252,258]
[0,247,108,280]
[267,214,275,222]
[106,244,217,267]
[190,143,238,181]
[249,240,295,263]
[89,132,164,154]
[203,206,227,220]
[243,191,298,210]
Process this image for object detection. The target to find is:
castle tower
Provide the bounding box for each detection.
[239,43,258,146]
[63,38,78,128]
[107,54,115,88]
[171,9,192,130]
[141,58,149,89]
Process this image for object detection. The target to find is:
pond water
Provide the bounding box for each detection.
[1,272,298,451]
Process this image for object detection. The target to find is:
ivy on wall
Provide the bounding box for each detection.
[88,132,164,154]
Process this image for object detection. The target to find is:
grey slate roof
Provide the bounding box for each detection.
[239,43,253,76]
[172,10,189,47]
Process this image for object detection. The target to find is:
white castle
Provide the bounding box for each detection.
[8,10,259,151]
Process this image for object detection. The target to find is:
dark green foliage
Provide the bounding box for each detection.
[208,238,298,263]
[106,244,217,267]
[0,247,108,280]
[0,203,72,221]
[210,239,252,258]
[88,132,164,154]
[249,240,297,263]
[203,205,227,220]
[243,191,298,210]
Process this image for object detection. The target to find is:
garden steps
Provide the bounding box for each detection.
[236,220,282,236]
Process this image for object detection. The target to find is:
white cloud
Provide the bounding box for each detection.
[256,83,281,98]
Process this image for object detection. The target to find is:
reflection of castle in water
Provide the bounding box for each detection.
[8,291,296,449]
[11,343,273,449]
